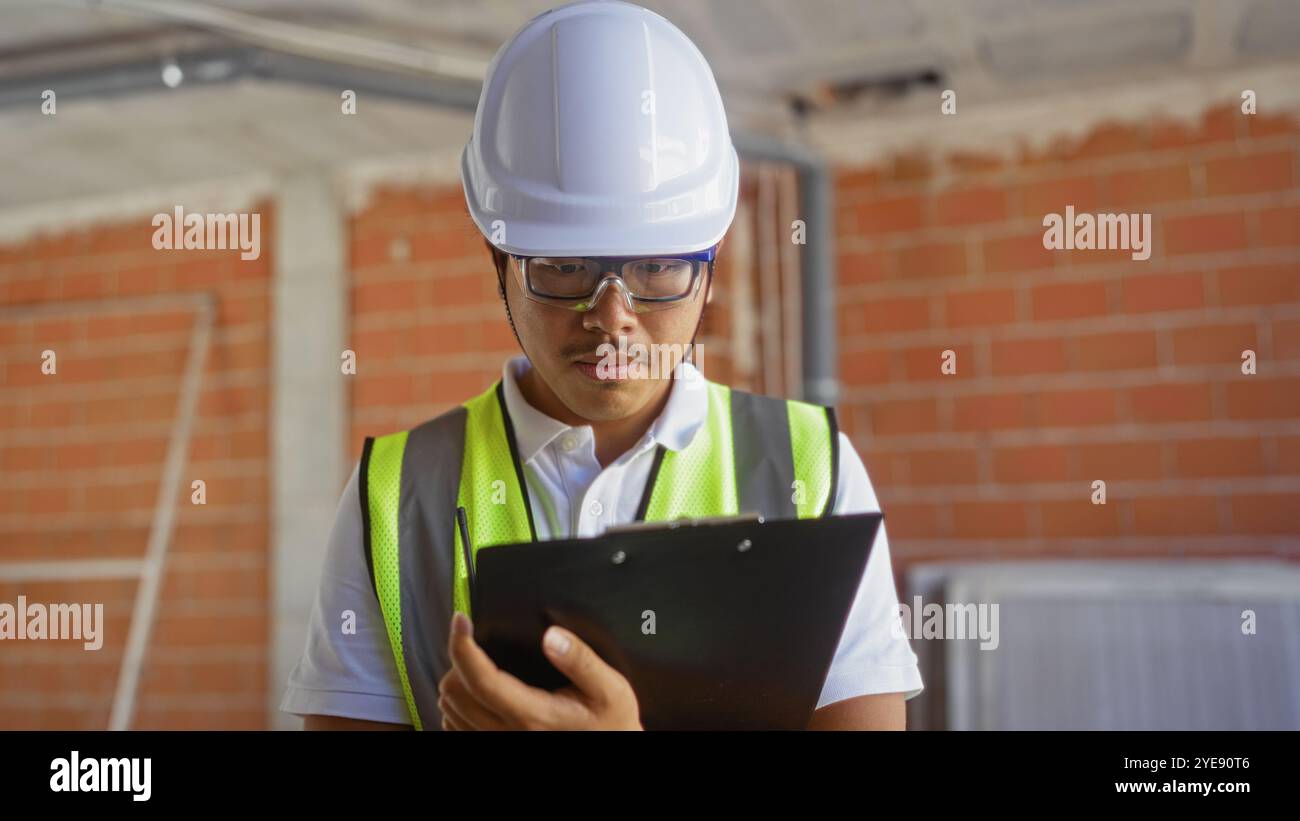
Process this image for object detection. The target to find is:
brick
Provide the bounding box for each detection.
[835,166,883,198]
[1105,164,1194,207]
[946,151,1004,175]
[846,195,926,236]
[945,288,1016,328]
[1170,322,1257,366]
[1129,383,1213,423]
[427,368,494,405]
[1120,271,1205,313]
[954,393,1027,431]
[838,249,893,286]
[1132,496,1220,536]
[886,152,932,183]
[1216,264,1300,307]
[1076,441,1163,480]
[352,279,421,315]
[1164,212,1249,255]
[415,319,484,357]
[1030,280,1109,320]
[1229,494,1300,535]
[479,318,518,354]
[1246,111,1300,139]
[952,501,1029,539]
[353,373,416,408]
[934,187,1008,226]
[434,272,486,307]
[1204,150,1295,197]
[860,448,903,486]
[870,398,940,436]
[409,226,485,263]
[896,240,967,279]
[1019,175,1102,219]
[840,349,892,385]
[1039,498,1121,537]
[1259,205,1300,247]
[198,385,263,418]
[1225,378,1300,420]
[1175,437,1264,477]
[1277,436,1300,473]
[1073,330,1158,371]
[114,265,167,296]
[1275,319,1300,359]
[990,336,1067,376]
[1066,122,1147,160]
[1,445,47,471]
[1149,106,1239,150]
[983,232,1056,274]
[905,449,980,485]
[859,296,931,333]
[992,444,1070,484]
[152,613,267,648]
[882,502,944,539]
[1038,388,1117,427]
[900,344,973,382]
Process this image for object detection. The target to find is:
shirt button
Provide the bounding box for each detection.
[560,435,578,452]
[588,500,604,517]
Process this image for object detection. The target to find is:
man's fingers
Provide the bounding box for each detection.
[448,611,561,727]
[440,670,511,731]
[541,625,623,705]
[440,698,469,731]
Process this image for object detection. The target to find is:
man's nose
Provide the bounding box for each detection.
[583,277,638,336]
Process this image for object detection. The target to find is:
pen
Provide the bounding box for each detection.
[456,506,475,595]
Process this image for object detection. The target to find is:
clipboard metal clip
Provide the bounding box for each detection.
[604,511,765,535]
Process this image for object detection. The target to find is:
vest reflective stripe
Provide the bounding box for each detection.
[361,378,838,729]
[358,431,422,729]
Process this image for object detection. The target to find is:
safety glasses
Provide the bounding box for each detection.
[509,246,715,313]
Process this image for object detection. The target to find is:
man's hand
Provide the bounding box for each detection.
[438,612,642,730]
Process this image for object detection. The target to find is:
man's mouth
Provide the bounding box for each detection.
[573,359,630,381]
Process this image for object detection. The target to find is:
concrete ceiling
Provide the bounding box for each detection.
[1,0,1298,213]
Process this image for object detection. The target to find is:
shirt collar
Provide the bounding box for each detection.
[499,354,708,464]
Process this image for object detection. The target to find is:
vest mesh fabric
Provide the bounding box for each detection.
[643,381,737,520]
[453,383,534,618]
[363,430,422,729]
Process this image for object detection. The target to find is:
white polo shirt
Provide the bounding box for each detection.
[280,355,923,725]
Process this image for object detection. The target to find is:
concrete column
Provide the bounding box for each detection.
[269,172,347,728]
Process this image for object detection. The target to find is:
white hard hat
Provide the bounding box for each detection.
[461,0,739,258]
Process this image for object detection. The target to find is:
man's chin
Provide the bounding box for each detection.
[558,374,645,421]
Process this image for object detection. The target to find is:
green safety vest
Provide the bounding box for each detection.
[359,378,839,729]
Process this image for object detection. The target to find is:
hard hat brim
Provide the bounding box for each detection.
[461,143,739,259]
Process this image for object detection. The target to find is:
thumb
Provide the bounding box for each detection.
[542,626,619,703]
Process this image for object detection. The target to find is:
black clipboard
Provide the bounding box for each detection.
[469,511,882,730]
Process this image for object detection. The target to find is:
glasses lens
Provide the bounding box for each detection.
[620,258,696,299]
[527,258,602,297]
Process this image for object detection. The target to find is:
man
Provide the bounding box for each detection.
[281,0,922,730]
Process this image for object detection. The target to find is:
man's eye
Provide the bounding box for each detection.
[644,263,663,274]
[559,264,581,274]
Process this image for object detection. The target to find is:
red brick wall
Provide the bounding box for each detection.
[834,105,1300,562]
[0,204,272,729]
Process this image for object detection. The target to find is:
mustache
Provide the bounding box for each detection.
[561,339,649,362]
